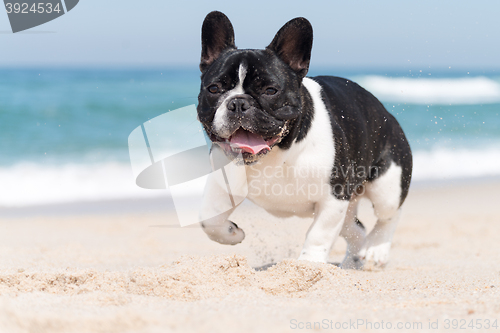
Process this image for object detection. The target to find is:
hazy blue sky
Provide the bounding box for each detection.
[1,0,499,70]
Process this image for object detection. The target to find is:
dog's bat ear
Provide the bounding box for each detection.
[267,17,313,78]
[200,11,236,72]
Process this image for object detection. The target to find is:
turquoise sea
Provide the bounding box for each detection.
[1,67,500,206]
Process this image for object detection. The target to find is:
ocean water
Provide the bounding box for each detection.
[1,67,499,206]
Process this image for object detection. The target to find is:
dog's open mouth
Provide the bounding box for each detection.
[215,128,279,156]
[210,126,287,162]
[228,128,280,154]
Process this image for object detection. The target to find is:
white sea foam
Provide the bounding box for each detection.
[412,147,500,181]
[1,147,500,207]
[0,162,165,207]
[356,76,500,105]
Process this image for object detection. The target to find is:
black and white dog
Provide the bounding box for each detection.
[197,11,412,268]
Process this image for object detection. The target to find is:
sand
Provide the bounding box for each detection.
[0,181,499,332]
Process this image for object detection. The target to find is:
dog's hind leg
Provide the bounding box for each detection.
[339,198,366,269]
[358,162,403,267]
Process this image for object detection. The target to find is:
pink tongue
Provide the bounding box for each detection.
[229,129,270,155]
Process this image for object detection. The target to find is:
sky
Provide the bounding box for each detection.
[0,0,499,71]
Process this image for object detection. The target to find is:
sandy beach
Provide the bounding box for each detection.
[0,180,499,332]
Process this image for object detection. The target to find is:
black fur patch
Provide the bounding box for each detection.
[310,76,412,204]
[278,84,314,149]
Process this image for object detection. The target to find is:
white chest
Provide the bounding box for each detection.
[243,77,335,217]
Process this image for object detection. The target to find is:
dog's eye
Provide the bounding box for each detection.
[208,84,220,94]
[264,87,278,95]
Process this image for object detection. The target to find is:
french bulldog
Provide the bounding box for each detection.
[196,11,412,268]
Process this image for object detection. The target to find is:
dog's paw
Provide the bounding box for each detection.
[202,220,245,245]
[341,254,364,270]
[358,242,391,268]
[297,249,328,263]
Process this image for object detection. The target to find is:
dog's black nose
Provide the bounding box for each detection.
[227,98,251,112]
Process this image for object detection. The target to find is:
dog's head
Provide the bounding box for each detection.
[197,11,313,164]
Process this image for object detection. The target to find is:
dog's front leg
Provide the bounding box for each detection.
[298,197,349,263]
[199,170,245,245]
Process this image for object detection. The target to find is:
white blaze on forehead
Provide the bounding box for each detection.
[235,63,247,93]
[212,62,248,137]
